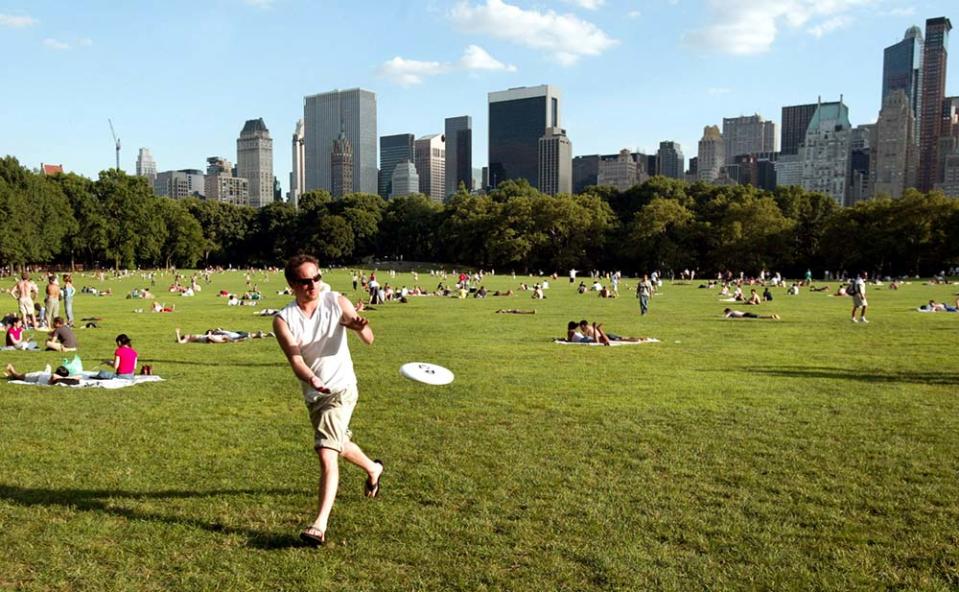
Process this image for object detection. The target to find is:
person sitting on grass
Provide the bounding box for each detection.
[723,308,780,320]
[5,317,37,350]
[92,333,138,380]
[45,317,78,352]
[763,287,774,301]
[745,289,762,305]
[175,328,274,344]
[152,301,175,313]
[4,363,81,385]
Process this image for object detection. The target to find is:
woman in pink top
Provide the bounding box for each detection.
[94,334,138,380]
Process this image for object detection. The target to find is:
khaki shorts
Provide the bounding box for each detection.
[18,298,33,318]
[306,385,358,452]
[853,295,868,308]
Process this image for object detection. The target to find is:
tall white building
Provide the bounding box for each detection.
[237,118,273,208]
[205,157,249,206]
[390,161,419,198]
[722,115,777,164]
[289,119,305,208]
[415,134,446,201]
[136,148,157,183]
[303,88,377,195]
[870,90,917,199]
[697,125,725,182]
[800,99,851,205]
[597,149,639,191]
[538,127,572,195]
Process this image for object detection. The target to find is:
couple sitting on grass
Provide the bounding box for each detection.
[5,333,140,384]
[565,319,650,345]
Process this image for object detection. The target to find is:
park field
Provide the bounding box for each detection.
[0,268,957,591]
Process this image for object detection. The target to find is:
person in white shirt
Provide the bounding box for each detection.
[274,254,382,547]
[850,271,869,323]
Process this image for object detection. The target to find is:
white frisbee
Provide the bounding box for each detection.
[399,362,454,386]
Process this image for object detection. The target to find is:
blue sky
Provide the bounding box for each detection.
[1,0,956,192]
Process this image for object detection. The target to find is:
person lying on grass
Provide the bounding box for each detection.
[496,309,536,314]
[918,299,959,312]
[4,363,80,385]
[723,308,780,320]
[566,320,650,345]
[175,328,274,344]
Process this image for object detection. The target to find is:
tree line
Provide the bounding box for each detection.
[2,155,957,275]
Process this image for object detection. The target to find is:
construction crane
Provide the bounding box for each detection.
[108,119,121,170]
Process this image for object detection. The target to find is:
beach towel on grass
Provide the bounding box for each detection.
[553,338,659,346]
[9,371,164,389]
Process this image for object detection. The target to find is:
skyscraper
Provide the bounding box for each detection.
[697,125,725,182]
[870,89,917,198]
[415,134,446,201]
[800,98,852,205]
[848,124,873,205]
[722,115,776,164]
[205,157,249,205]
[136,148,156,183]
[154,169,204,199]
[656,141,684,179]
[488,84,561,189]
[331,133,353,198]
[304,88,377,195]
[379,134,415,198]
[597,149,639,191]
[290,119,305,208]
[918,17,952,191]
[237,118,274,208]
[538,127,572,195]
[883,25,923,139]
[445,116,472,195]
[780,103,819,156]
[390,161,419,198]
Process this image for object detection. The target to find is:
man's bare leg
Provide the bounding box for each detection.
[340,441,383,495]
[306,447,341,542]
[4,364,25,380]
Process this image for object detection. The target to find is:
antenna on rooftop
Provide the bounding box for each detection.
[108,119,121,170]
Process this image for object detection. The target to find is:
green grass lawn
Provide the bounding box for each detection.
[1,269,957,591]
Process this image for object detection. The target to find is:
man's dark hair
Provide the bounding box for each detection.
[284,254,320,283]
[53,316,64,326]
[579,319,588,327]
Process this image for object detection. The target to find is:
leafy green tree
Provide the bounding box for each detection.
[379,194,442,261]
[627,197,695,272]
[157,198,204,268]
[94,170,161,268]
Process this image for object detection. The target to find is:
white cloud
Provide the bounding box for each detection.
[883,7,915,17]
[563,0,605,10]
[628,10,642,19]
[0,13,37,27]
[379,45,516,86]
[707,87,731,95]
[458,44,517,71]
[450,0,617,66]
[807,15,850,38]
[43,38,71,50]
[685,0,876,56]
[378,56,450,86]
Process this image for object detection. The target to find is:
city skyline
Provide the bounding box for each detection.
[1,1,956,194]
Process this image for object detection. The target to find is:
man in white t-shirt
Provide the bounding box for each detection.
[274,254,382,547]
[850,271,869,323]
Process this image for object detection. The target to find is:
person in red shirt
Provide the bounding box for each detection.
[94,334,138,380]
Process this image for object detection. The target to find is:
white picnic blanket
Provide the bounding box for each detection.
[9,371,164,389]
[553,338,659,346]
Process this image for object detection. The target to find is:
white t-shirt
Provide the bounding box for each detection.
[277,291,356,401]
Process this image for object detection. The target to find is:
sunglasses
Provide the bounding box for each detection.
[292,273,323,287]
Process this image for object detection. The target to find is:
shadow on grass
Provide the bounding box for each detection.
[750,366,959,386]
[0,484,307,550]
